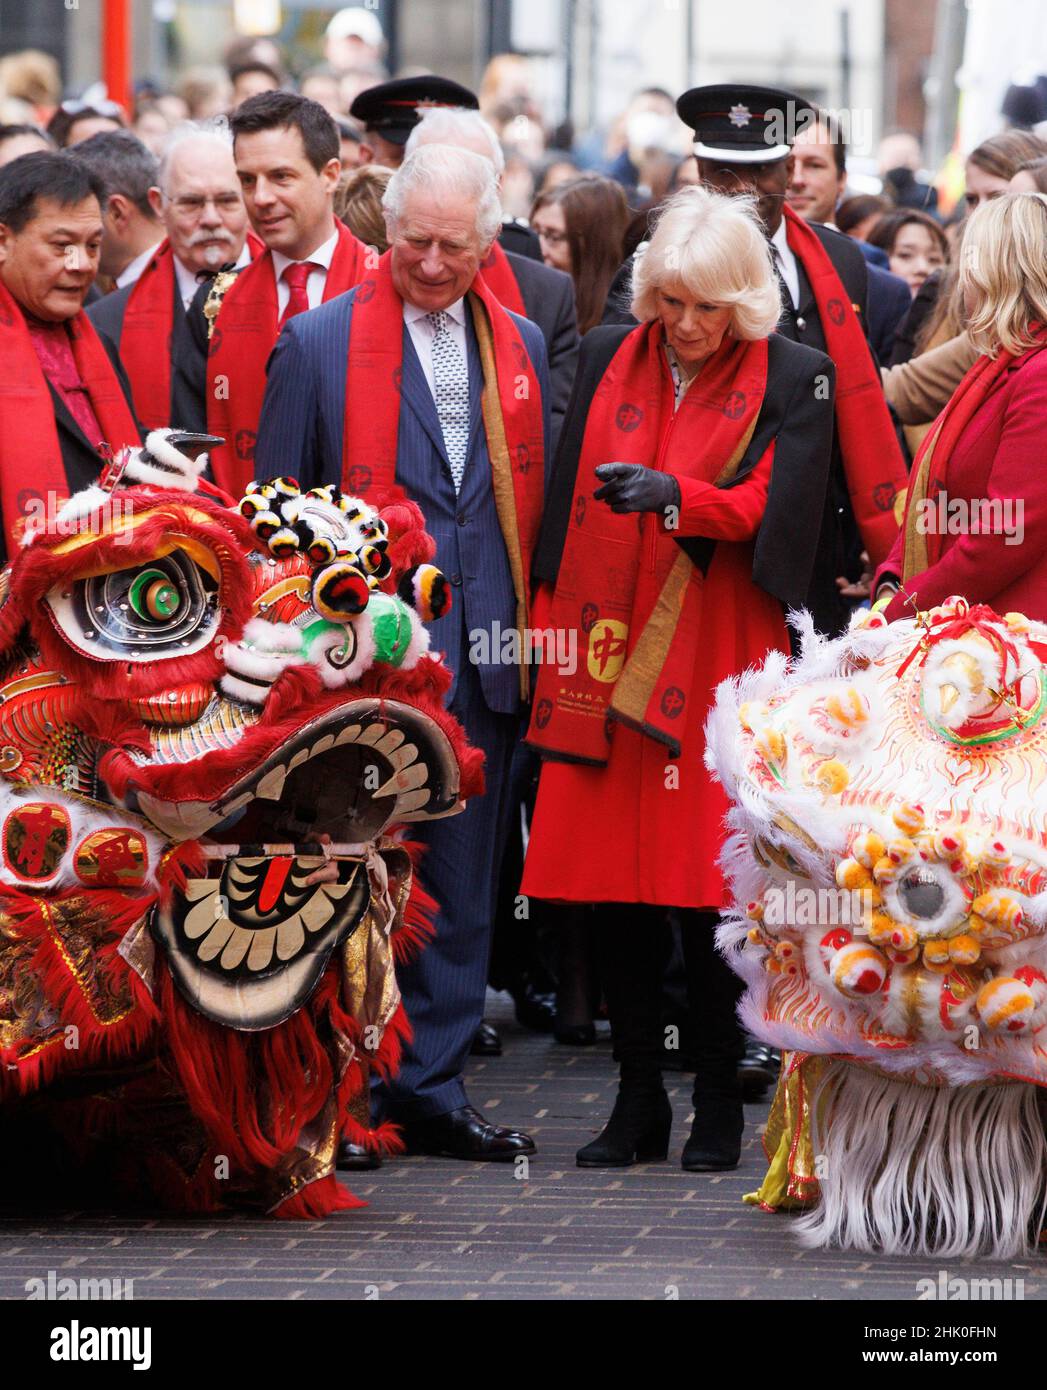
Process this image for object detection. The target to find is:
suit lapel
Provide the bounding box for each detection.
[399,324,450,466]
[464,315,484,459]
[46,382,104,493]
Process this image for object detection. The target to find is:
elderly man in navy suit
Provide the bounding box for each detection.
[255,144,549,1164]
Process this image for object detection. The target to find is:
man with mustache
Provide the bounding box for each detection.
[88,125,260,432]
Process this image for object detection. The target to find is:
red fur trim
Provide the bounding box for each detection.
[157,964,333,1170]
[341,1115,405,1156]
[378,497,437,574]
[272,1174,366,1218]
[0,888,160,1099]
[394,848,439,964]
[12,498,255,701]
[101,662,484,807]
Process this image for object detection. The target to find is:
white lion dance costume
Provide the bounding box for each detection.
[706,597,1047,1258]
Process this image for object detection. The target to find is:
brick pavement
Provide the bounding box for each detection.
[0,994,1043,1300]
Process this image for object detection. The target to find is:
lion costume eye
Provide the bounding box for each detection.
[128,569,183,623]
[898,866,946,919]
[46,552,219,662]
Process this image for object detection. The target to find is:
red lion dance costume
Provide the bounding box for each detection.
[0,431,481,1217]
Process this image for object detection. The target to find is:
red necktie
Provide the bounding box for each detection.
[278,261,318,327]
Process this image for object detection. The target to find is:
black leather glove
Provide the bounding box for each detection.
[593,463,681,516]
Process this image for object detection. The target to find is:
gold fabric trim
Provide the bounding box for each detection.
[203,270,238,341]
[610,410,759,724]
[610,549,693,724]
[901,414,945,583]
[743,1051,825,1210]
[468,293,530,701]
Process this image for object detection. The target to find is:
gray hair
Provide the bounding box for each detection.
[631,185,781,340]
[157,119,234,191]
[383,143,502,247]
[66,129,159,218]
[404,106,505,177]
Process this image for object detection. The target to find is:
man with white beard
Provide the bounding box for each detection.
[89,125,260,432]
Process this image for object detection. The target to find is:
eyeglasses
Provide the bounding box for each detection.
[533,223,568,246]
[165,193,244,215]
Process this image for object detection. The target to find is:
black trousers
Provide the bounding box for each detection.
[595,905,744,1087]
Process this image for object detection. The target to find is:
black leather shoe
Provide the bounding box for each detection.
[336,1141,382,1172]
[738,1039,780,1101]
[401,1105,536,1161]
[512,985,556,1033]
[470,1020,502,1056]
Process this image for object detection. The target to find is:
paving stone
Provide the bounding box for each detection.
[0,993,1042,1300]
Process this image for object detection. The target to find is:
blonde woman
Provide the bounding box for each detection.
[875,193,1047,622]
[523,187,836,1171]
[334,163,392,253]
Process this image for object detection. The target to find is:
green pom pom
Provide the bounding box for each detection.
[368,593,414,667]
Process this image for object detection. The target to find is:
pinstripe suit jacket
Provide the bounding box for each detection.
[255,285,551,715]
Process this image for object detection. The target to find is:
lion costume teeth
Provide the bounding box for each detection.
[707,597,1047,1257]
[0,440,481,1217]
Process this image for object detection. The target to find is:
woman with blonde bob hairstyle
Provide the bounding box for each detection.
[875,193,1047,622]
[523,185,837,1173]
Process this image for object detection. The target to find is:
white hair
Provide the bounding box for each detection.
[383,143,502,247]
[631,185,781,340]
[157,119,234,190]
[404,106,505,177]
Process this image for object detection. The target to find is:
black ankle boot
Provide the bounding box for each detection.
[576,1085,672,1167]
[678,910,746,1172]
[681,1088,744,1171]
[579,906,673,1168]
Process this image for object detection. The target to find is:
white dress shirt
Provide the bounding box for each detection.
[769,218,800,310]
[271,229,340,316]
[173,240,252,311]
[403,297,468,400]
[116,241,163,290]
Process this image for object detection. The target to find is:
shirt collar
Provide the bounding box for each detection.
[173,239,253,308]
[769,217,793,263]
[403,296,467,326]
[116,240,164,290]
[271,227,340,282]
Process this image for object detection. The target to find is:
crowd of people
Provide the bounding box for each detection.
[1,8,1044,1180]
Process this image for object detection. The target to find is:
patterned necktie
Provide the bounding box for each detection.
[773,247,795,313]
[278,261,318,327]
[426,310,470,492]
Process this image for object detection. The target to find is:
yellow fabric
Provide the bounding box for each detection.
[743,1051,826,1211]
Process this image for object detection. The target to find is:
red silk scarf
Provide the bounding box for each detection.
[783,205,907,567]
[900,330,1047,581]
[527,321,769,763]
[207,221,368,498]
[0,279,139,553]
[341,254,544,695]
[477,241,526,316]
[123,233,264,432]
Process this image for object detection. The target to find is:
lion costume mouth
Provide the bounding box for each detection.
[146,696,462,1029]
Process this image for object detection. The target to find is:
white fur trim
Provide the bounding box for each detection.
[123,430,208,491]
[797,1060,1047,1258]
[239,618,302,655]
[219,672,270,707]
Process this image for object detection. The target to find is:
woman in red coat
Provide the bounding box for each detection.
[875,192,1047,621]
[523,186,836,1171]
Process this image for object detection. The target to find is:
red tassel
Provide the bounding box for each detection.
[272,1175,366,1219]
